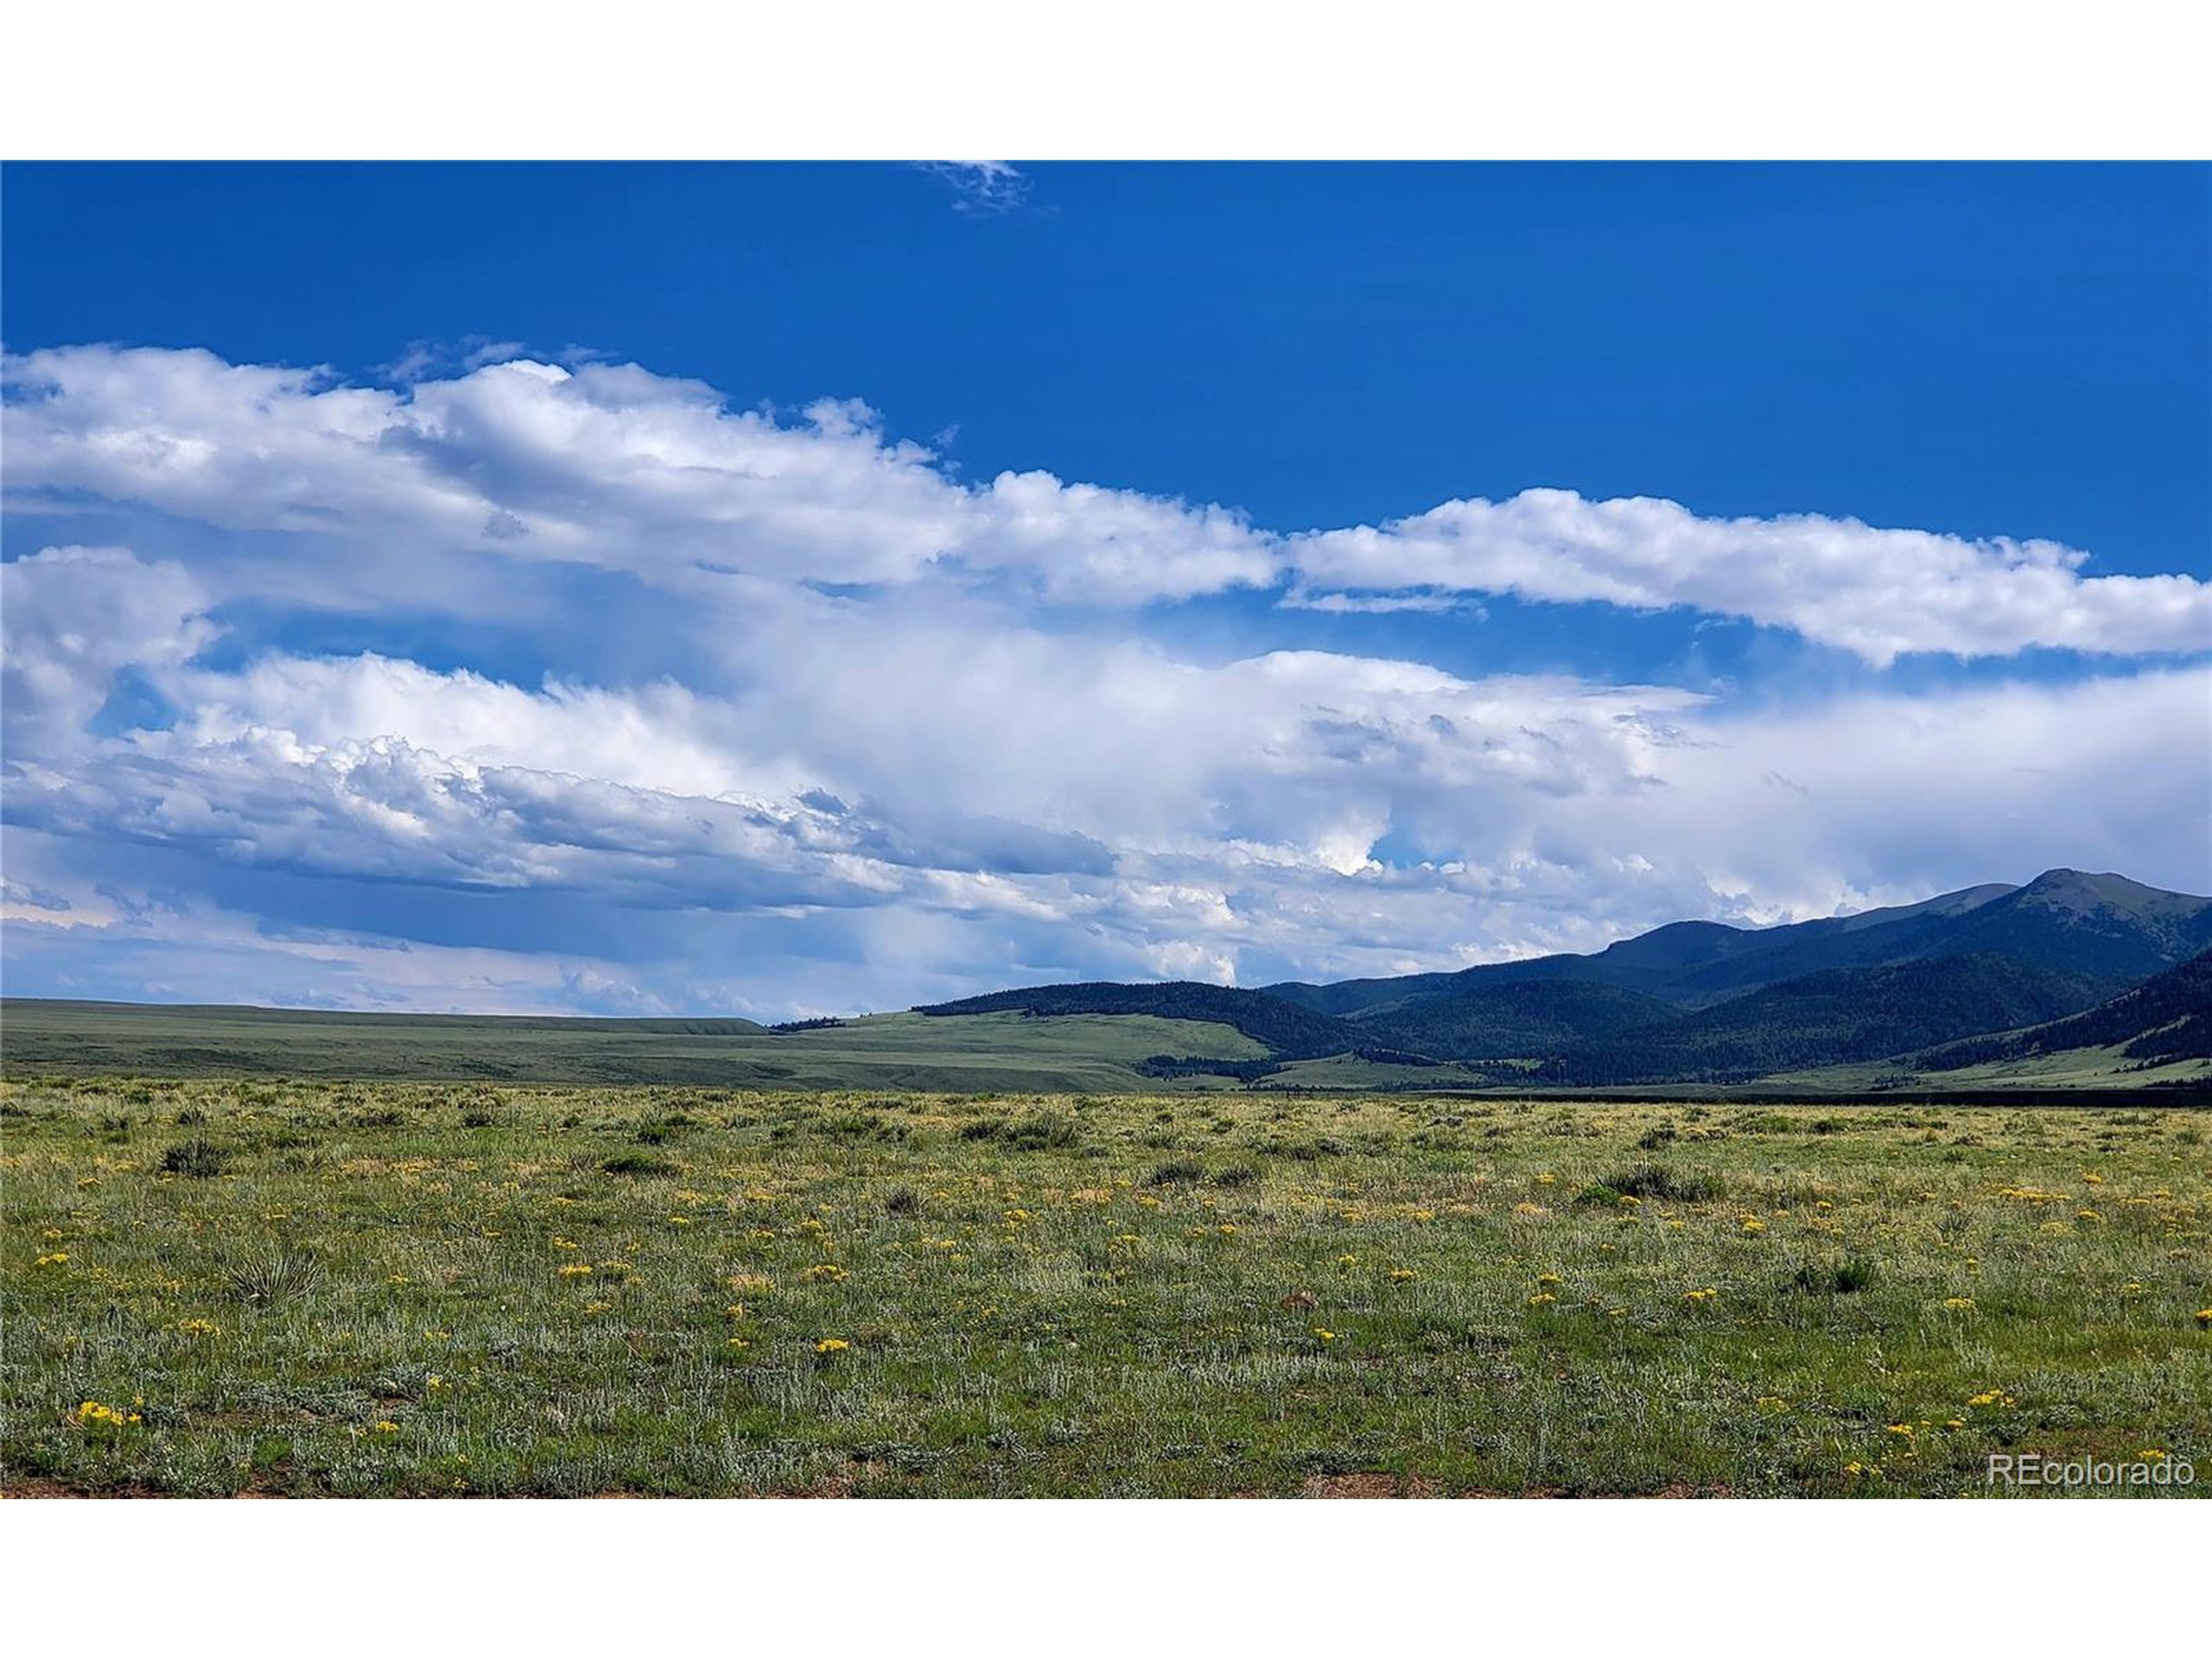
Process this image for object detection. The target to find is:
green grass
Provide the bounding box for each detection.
[1780,1046,2212,1093]
[0,1001,1265,1092]
[4,1076,2208,1497]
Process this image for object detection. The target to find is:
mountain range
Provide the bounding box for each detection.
[918,869,2212,1090]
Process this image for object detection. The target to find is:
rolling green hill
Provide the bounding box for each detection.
[0,1001,1264,1092]
[913,982,1361,1059]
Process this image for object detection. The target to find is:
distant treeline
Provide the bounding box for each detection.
[1135,1055,1285,1082]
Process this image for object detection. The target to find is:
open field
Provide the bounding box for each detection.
[1781,1047,2212,1094]
[8,999,2200,1101]
[0,1001,1266,1092]
[4,1075,2209,1497]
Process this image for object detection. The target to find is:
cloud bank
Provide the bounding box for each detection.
[10,344,2205,656]
[3,346,2207,1015]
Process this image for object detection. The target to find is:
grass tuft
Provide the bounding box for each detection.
[1597,1163,1722,1203]
[161,1136,231,1178]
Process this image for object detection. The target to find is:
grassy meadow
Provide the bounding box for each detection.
[0,1001,1268,1091]
[4,1075,2209,1497]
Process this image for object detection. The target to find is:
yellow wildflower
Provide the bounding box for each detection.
[814,1338,849,1355]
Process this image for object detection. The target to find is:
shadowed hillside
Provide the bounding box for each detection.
[1537,953,2105,1085]
[1916,950,2212,1072]
[1351,980,1680,1060]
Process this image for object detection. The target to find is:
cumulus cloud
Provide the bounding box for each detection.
[5,532,2204,1013]
[2,345,1270,604]
[1292,489,2212,665]
[10,346,2203,656]
[3,342,2208,1014]
[0,547,216,750]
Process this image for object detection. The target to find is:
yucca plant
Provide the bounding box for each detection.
[225,1249,324,1306]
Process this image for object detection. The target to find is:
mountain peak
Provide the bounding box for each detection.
[2012,868,2204,913]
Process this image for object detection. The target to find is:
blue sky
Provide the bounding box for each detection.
[3,162,2208,1014]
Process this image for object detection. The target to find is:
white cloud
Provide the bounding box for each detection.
[1292,489,2212,664]
[6,527,2204,1014]
[3,345,1270,604]
[0,547,216,750]
[12,346,2205,657]
[918,161,1031,213]
[4,342,2209,1014]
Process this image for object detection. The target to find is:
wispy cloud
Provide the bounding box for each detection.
[917,160,1032,214]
